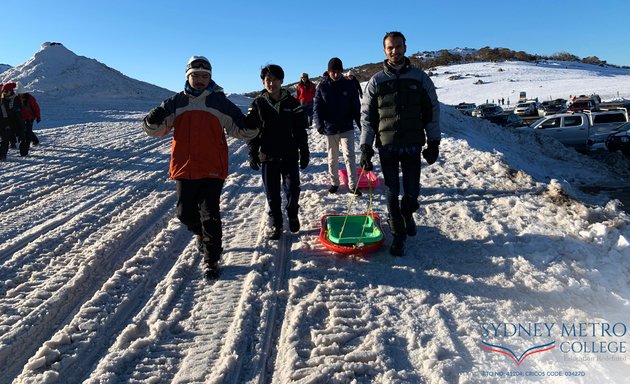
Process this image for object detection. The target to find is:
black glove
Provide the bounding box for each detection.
[299,147,310,170]
[249,152,261,171]
[422,140,440,165]
[146,106,168,125]
[360,144,374,171]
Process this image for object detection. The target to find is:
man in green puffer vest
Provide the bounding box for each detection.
[359,31,441,256]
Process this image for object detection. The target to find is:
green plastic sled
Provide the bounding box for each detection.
[325,214,384,245]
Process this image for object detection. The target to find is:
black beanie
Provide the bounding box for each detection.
[328,57,343,71]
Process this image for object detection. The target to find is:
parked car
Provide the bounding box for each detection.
[472,103,503,118]
[519,109,628,149]
[514,101,539,117]
[604,122,630,155]
[482,112,524,128]
[456,102,476,115]
[599,101,630,111]
[568,98,599,112]
[541,99,568,115]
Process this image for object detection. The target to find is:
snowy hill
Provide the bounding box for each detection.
[1,50,630,383]
[0,42,172,105]
[0,63,11,74]
[411,47,479,60]
[431,60,630,106]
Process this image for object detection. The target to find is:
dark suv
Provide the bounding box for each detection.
[482,113,524,128]
[472,104,503,118]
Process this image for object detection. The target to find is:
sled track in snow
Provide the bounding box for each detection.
[252,227,291,384]
[83,175,292,383]
[2,124,297,382]
[0,134,167,220]
[0,193,177,382]
[0,122,175,381]
[50,222,192,383]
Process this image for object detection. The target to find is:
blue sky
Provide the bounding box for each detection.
[3,0,630,94]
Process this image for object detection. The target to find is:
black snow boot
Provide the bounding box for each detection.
[401,195,419,237]
[390,235,405,256]
[388,218,407,257]
[204,263,220,279]
[403,214,416,237]
[269,215,283,240]
[289,216,300,233]
[203,245,223,279]
[269,225,282,240]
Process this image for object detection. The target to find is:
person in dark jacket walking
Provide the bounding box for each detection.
[359,31,441,256]
[246,64,310,240]
[16,83,41,148]
[314,57,362,195]
[0,82,26,160]
[296,72,316,126]
[143,56,258,278]
[346,70,363,99]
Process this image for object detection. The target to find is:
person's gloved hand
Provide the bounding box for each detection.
[422,140,440,165]
[299,146,310,169]
[249,152,261,171]
[146,106,168,125]
[360,144,374,171]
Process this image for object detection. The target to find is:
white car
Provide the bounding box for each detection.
[514,102,539,117]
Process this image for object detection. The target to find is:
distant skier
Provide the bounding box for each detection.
[142,56,258,278]
[246,64,310,240]
[0,82,27,161]
[359,31,441,256]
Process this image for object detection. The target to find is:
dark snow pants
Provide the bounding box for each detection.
[176,178,225,253]
[0,123,10,159]
[302,102,313,126]
[378,146,422,239]
[1,120,27,159]
[24,120,39,146]
[261,159,301,227]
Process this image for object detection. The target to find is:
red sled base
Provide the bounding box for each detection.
[319,213,385,255]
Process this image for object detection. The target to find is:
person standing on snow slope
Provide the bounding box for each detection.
[359,31,441,256]
[142,56,258,278]
[314,57,362,196]
[0,82,27,161]
[346,70,363,99]
[246,64,310,240]
[16,83,41,148]
[296,72,316,126]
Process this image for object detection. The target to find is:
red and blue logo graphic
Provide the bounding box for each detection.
[481,341,556,366]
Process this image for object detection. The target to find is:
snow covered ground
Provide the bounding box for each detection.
[1,44,630,383]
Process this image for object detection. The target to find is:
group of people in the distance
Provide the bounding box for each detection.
[0,81,41,161]
[143,31,441,278]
